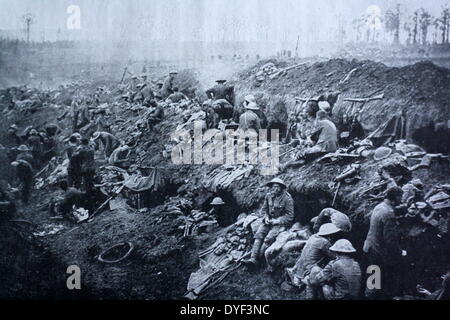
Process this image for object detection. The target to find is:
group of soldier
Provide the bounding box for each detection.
[216,176,411,300]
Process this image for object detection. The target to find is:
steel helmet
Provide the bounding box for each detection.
[265,177,287,189]
[17,144,30,152]
[329,239,356,253]
[373,146,392,161]
[211,197,225,205]
[290,222,303,232]
[410,179,424,188]
[244,94,256,103]
[318,101,331,113]
[317,223,341,236]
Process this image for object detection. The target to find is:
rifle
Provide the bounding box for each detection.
[87,184,125,222]
[343,93,384,103]
[119,67,128,85]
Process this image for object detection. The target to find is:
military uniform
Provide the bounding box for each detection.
[161,76,175,99]
[312,256,362,300]
[239,110,261,131]
[75,144,96,193]
[147,104,165,129]
[289,234,335,282]
[205,83,234,105]
[94,132,120,158]
[363,200,402,299]
[255,191,294,249]
[314,119,338,153]
[14,160,33,204]
[167,92,187,103]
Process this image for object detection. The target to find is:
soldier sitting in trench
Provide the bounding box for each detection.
[243,178,294,269]
[282,110,338,171]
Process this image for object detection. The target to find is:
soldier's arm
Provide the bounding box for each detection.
[315,262,334,284]
[313,212,325,233]
[260,196,269,218]
[383,215,401,258]
[255,116,261,130]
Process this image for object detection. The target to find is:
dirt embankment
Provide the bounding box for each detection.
[234,59,450,154]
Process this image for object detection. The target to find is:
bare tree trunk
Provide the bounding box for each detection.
[26,23,30,43]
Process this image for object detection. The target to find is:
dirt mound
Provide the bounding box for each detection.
[236,59,450,153]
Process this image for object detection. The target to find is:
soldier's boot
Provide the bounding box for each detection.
[243,239,263,267]
[260,242,270,269]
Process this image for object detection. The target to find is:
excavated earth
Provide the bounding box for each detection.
[0,58,449,299]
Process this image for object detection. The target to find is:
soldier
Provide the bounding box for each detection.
[0,184,16,221]
[285,223,341,296]
[167,87,188,103]
[313,208,352,233]
[27,129,43,164]
[209,197,227,227]
[146,103,165,131]
[73,138,96,194]
[16,144,34,168]
[155,81,164,98]
[6,124,23,148]
[108,145,131,167]
[233,94,256,124]
[308,239,361,300]
[310,110,338,153]
[243,178,294,268]
[11,160,33,204]
[161,71,178,99]
[363,186,404,299]
[92,131,120,158]
[239,102,261,131]
[205,80,235,105]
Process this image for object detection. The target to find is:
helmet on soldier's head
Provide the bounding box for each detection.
[318,101,331,113]
[329,239,356,253]
[265,177,287,189]
[317,223,341,236]
[17,145,30,152]
[244,94,256,104]
[211,197,225,205]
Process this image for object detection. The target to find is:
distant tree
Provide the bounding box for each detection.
[404,19,412,45]
[412,10,419,45]
[432,18,440,44]
[22,13,35,43]
[419,9,432,45]
[351,17,365,42]
[441,6,450,43]
[384,4,401,45]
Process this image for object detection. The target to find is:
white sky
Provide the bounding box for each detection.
[0,0,448,42]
